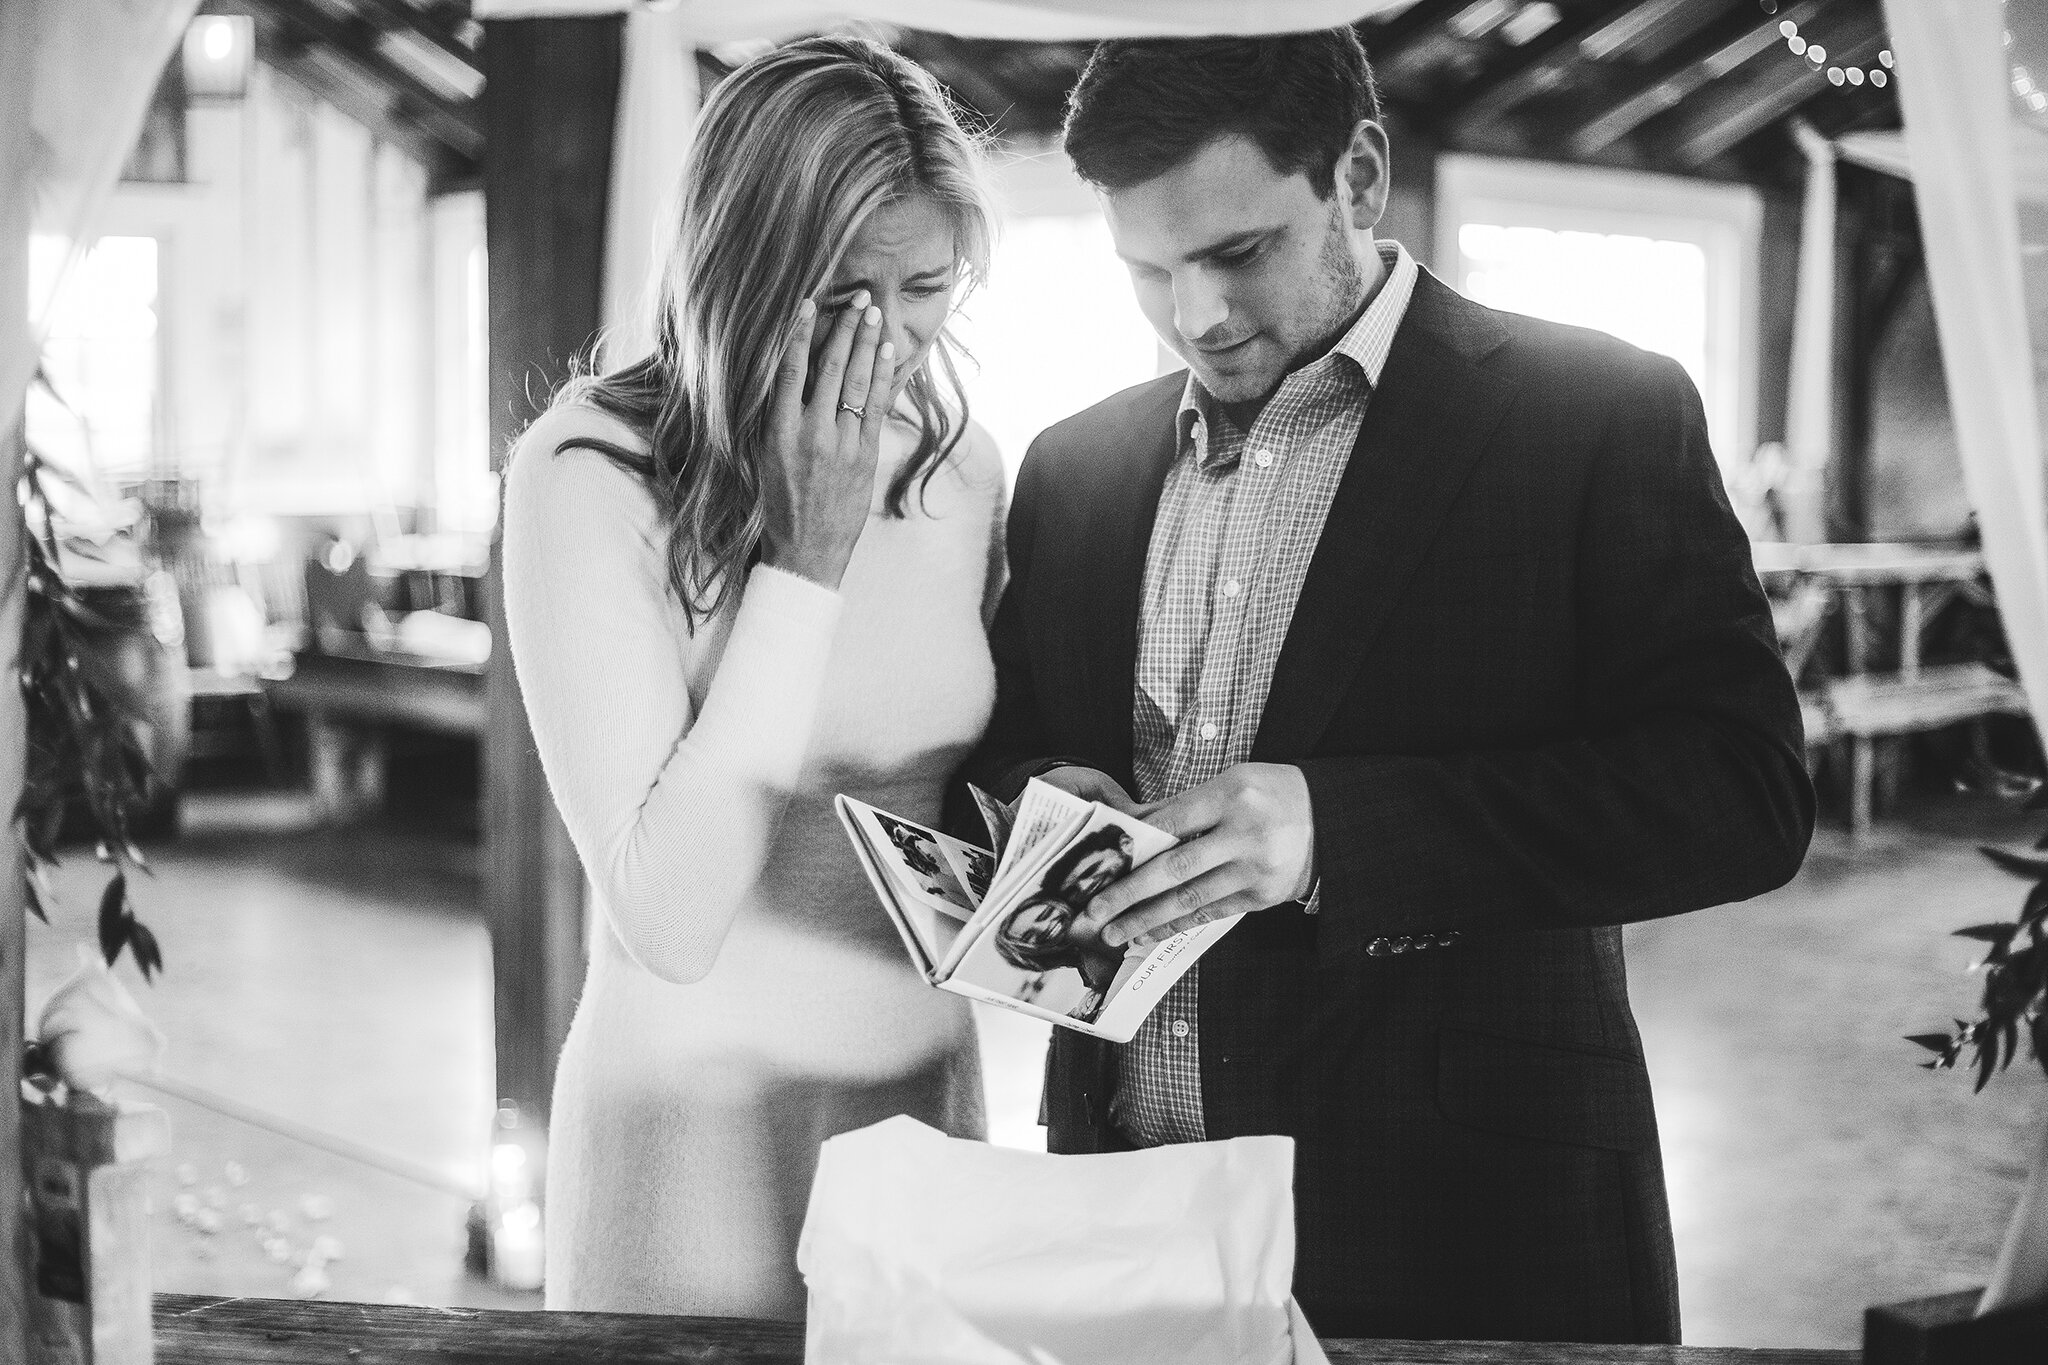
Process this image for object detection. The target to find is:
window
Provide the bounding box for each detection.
[27,234,162,483]
[1436,155,1761,472]
[950,156,1163,488]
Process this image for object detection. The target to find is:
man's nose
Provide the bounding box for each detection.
[1172,272,1229,345]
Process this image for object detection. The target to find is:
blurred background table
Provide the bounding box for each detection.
[1754,542,2029,839]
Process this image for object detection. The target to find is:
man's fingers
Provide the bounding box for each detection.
[1126,888,1264,949]
[1100,867,1254,948]
[770,300,816,439]
[1084,833,1233,934]
[1136,774,1234,842]
[808,291,868,412]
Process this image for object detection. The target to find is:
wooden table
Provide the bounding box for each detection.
[1753,541,2026,838]
[153,1294,1858,1364]
[261,644,486,821]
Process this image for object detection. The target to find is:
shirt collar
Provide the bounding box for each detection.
[1177,239,1420,460]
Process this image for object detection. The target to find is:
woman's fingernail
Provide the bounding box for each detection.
[1102,927,1124,948]
[863,305,881,326]
[880,342,895,360]
[797,299,815,319]
[852,290,871,309]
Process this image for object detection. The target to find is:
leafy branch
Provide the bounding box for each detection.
[14,368,162,980]
[1907,796,2048,1090]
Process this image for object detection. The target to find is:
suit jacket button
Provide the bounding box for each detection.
[1391,937,1411,953]
[1366,939,1391,957]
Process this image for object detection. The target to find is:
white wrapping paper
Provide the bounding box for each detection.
[797,1116,1329,1365]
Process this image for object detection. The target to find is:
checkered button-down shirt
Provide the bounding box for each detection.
[1110,241,1420,1148]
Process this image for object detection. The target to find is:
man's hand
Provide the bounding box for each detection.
[1038,765,1139,814]
[1081,763,1315,949]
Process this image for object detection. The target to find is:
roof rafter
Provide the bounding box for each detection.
[1652,2,1888,167]
[1443,0,1659,135]
[1566,0,1831,157]
[246,0,483,162]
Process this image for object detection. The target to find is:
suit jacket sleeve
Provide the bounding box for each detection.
[1299,353,1813,958]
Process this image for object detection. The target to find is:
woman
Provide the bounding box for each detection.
[501,36,1004,1318]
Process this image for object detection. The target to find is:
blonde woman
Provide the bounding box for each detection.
[501,37,1003,1317]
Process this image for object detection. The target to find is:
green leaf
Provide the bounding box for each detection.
[128,919,162,982]
[96,872,126,967]
[1905,1032,1955,1054]
[1954,923,2020,946]
[22,874,46,925]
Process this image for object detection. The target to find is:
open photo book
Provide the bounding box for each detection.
[835,777,1242,1043]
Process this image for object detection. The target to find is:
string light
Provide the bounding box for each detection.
[1765,4,1890,97]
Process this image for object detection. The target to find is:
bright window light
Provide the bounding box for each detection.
[1437,155,1760,471]
[27,234,160,483]
[1457,223,1710,408]
[950,214,1161,488]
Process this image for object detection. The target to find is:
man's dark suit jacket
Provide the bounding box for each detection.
[956,270,1814,1346]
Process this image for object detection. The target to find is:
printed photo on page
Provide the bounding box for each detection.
[947,805,1178,1029]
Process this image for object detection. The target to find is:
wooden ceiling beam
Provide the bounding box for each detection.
[257,29,471,184]
[353,0,479,70]
[250,0,483,160]
[1656,6,1887,168]
[1566,0,1830,158]
[1361,0,1487,67]
[1443,0,1660,135]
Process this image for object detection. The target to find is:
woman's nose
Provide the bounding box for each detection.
[879,308,916,361]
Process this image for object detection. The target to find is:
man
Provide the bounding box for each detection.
[957,29,1813,1345]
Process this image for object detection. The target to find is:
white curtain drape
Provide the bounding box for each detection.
[603,3,700,367]
[477,1,1409,40]
[1780,119,1836,544]
[1,0,198,439]
[1881,0,2048,742]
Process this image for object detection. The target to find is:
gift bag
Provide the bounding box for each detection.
[796,1116,1328,1365]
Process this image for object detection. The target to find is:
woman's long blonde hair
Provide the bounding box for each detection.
[552,35,995,625]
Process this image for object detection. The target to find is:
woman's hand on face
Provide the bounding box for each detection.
[759,293,895,591]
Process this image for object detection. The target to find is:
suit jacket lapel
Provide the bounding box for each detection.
[1076,377,1183,785]
[1254,272,1519,761]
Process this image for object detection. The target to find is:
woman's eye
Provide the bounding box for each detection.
[1217,246,1259,268]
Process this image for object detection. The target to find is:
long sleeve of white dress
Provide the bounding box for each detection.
[501,406,842,985]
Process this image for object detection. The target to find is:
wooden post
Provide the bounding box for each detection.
[1,1,36,1347]
[479,16,624,1133]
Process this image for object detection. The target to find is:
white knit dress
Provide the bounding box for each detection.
[501,404,1002,1319]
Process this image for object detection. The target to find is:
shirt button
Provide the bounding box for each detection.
[1254,448,1275,469]
[1171,1019,1191,1039]
[1221,578,1242,598]
[1198,721,1219,740]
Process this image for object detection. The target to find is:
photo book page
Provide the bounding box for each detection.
[836,778,1245,1042]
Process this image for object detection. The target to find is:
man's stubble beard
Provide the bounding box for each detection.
[1203,203,1370,409]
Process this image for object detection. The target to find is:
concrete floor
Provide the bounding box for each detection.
[24,787,2045,1345]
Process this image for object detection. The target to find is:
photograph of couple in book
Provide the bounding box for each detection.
[992,826,1138,1024]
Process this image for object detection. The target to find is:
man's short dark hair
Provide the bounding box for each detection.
[1062,29,1380,198]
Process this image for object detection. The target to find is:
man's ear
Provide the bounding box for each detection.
[1340,119,1392,231]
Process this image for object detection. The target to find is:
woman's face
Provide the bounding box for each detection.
[816,192,959,408]
[1007,897,1073,948]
